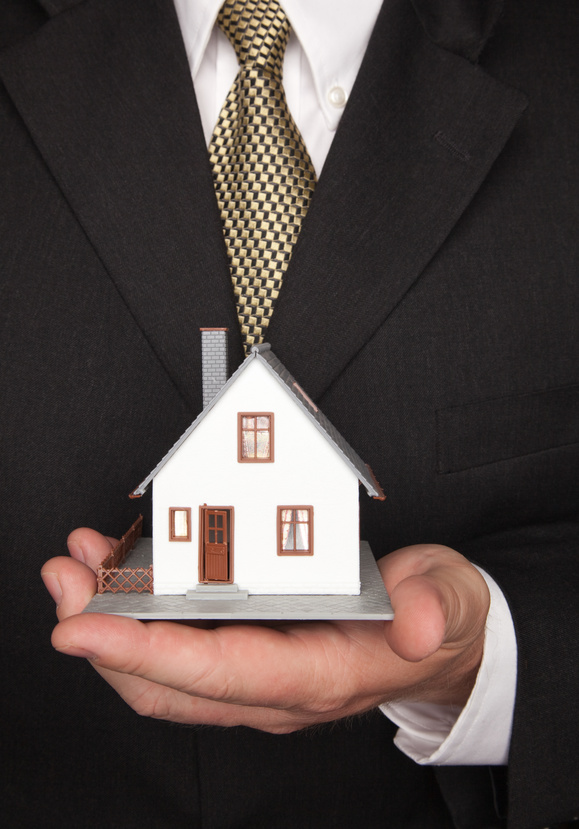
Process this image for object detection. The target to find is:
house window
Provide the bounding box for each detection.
[277,507,313,556]
[169,507,191,541]
[238,413,274,462]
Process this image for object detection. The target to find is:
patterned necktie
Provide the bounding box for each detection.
[209,0,317,352]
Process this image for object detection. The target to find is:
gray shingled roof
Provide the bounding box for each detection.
[130,344,385,499]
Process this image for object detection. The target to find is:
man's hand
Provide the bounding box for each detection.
[41,529,489,734]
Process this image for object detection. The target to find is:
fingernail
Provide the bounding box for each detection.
[41,571,63,606]
[67,540,86,564]
[54,644,99,660]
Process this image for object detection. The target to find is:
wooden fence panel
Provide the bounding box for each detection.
[97,515,152,594]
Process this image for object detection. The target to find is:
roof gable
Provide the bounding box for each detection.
[130,344,384,499]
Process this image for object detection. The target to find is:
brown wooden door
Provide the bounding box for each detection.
[203,509,230,582]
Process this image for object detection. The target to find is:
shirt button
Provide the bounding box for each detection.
[327,86,347,108]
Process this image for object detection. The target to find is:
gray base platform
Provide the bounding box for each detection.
[83,540,393,620]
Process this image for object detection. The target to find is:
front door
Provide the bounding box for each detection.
[200,507,233,583]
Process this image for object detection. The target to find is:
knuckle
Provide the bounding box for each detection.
[131,688,171,720]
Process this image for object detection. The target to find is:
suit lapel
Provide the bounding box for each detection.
[0,0,244,411]
[1,0,527,407]
[268,0,527,400]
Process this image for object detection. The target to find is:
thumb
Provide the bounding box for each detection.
[378,545,490,663]
[384,574,447,662]
[67,527,117,572]
[41,528,116,621]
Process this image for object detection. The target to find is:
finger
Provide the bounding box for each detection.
[50,612,386,716]
[51,614,388,730]
[378,544,464,592]
[67,527,116,572]
[384,574,447,662]
[41,555,97,620]
[379,545,490,648]
[51,613,318,704]
[80,662,329,733]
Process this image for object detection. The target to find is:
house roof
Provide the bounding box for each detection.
[129,344,385,500]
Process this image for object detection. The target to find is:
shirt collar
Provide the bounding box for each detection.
[173,0,383,130]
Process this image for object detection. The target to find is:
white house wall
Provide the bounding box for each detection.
[152,359,361,595]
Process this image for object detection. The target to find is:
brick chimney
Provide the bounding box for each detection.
[200,328,228,408]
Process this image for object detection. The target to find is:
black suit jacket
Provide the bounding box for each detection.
[1,1,578,827]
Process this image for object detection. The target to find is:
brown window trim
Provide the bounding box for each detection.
[238,412,274,463]
[169,507,192,541]
[277,506,314,556]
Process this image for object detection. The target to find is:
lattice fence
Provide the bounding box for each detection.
[97,565,153,594]
[97,515,153,594]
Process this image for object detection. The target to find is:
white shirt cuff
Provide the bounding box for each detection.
[380,566,517,765]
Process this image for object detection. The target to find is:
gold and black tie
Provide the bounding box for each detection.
[209,0,317,352]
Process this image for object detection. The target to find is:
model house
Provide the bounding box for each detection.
[125,329,384,599]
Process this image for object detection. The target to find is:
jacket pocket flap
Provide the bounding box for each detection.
[436,384,579,473]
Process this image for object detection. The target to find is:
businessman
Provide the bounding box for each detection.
[1,0,578,827]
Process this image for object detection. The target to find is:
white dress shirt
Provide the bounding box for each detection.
[174,0,383,175]
[172,0,517,766]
